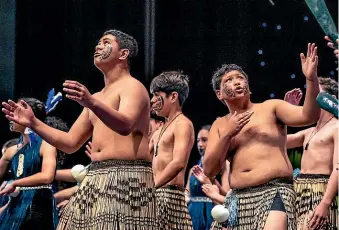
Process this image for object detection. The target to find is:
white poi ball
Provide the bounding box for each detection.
[211,205,229,223]
[71,164,88,183]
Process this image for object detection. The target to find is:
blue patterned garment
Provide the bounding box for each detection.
[188,159,214,230]
[0,136,58,230]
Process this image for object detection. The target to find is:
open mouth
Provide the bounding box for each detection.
[235,87,244,93]
[94,53,101,57]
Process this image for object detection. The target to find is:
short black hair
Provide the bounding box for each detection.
[151,113,165,123]
[19,98,46,122]
[211,64,248,91]
[150,71,190,106]
[44,116,70,169]
[44,116,69,132]
[200,125,211,132]
[319,77,338,96]
[103,30,138,59]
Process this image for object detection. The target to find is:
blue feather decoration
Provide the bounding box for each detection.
[45,88,62,114]
[45,88,55,112]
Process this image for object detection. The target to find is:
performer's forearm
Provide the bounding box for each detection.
[89,98,135,136]
[208,193,225,205]
[154,161,184,188]
[215,180,227,196]
[55,169,76,182]
[31,118,77,153]
[321,170,338,206]
[12,172,54,187]
[54,186,78,203]
[203,134,232,178]
[302,78,320,123]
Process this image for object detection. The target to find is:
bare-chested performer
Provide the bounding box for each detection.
[2,30,157,229]
[203,43,321,230]
[150,71,194,229]
[285,78,338,230]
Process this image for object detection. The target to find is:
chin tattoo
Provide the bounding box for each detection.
[100,44,112,60]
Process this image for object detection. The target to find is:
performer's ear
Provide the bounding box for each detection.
[215,90,223,100]
[119,49,129,60]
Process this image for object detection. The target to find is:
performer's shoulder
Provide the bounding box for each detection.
[175,115,194,130]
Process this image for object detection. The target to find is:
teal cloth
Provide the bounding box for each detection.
[0,137,58,230]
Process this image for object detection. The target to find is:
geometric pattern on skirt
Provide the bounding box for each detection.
[156,185,193,230]
[294,174,338,230]
[213,178,296,230]
[57,159,157,230]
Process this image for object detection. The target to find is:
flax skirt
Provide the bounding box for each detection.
[57,160,157,230]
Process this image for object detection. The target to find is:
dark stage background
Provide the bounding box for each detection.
[0,0,338,177]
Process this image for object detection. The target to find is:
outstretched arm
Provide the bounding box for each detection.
[154,121,194,188]
[2,100,93,153]
[286,129,310,149]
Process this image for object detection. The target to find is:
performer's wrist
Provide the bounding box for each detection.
[10,180,18,187]
[320,198,332,207]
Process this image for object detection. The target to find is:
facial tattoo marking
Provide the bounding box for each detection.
[151,95,164,112]
[100,44,112,60]
[223,82,236,98]
[243,83,249,95]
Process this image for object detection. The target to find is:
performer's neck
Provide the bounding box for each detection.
[317,109,335,126]
[19,133,30,145]
[103,65,130,86]
[226,99,253,114]
[166,107,182,121]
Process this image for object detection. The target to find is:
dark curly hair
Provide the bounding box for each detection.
[103,30,138,59]
[19,98,46,121]
[150,71,190,106]
[44,116,70,169]
[319,77,338,97]
[211,64,248,91]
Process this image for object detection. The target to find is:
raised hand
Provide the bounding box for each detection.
[2,100,36,127]
[192,165,212,184]
[85,141,93,159]
[202,184,220,200]
[63,80,95,108]
[284,88,303,106]
[324,36,339,58]
[300,43,318,81]
[222,111,253,138]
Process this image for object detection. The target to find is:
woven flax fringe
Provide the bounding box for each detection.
[156,185,193,230]
[57,160,157,230]
[212,180,296,230]
[294,174,338,230]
